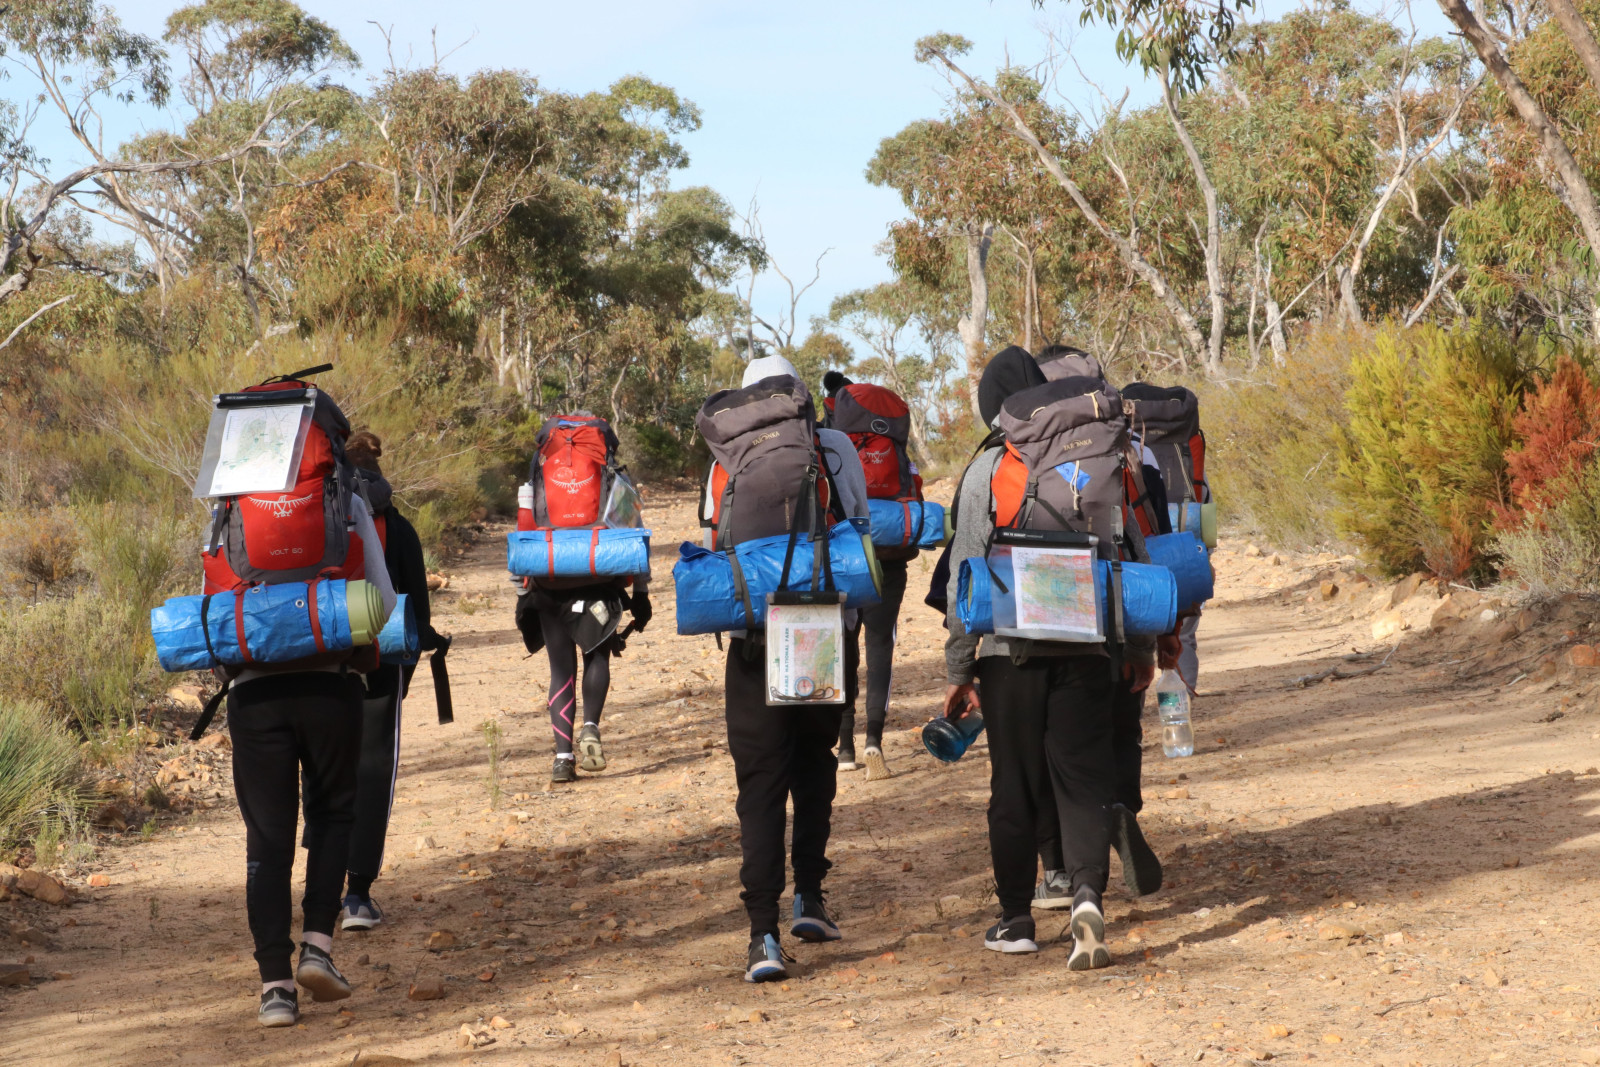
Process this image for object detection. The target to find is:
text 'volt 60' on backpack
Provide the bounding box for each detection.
[825,383,923,501]
[990,375,1134,564]
[524,414,622,530]
[202,366,386,595]
[1120,383,1207,506]
[697,375,837,550]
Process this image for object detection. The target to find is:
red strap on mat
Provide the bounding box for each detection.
[307,581,325,653]
[234,593,253,663]
[589,528,601,574]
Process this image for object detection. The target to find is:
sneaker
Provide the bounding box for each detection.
[577,722,606,772]
[1067,888,1111,971]
[1112,803,1163,896]
[295,942,352,1002]
[745,933,791,982]
[551,756,578,784]
[983,914,1039,954]
[258,987,298,1027]
[791,892,842,942]
[837,740,859,771]
[340,893,384,931]
[863,743,893,781]
[1032,869,1073,911]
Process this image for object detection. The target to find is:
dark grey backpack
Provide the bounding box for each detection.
[1120,383,1207,505]
[697,375,832,549]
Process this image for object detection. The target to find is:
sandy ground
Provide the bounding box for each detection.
[6,487,1600,1067]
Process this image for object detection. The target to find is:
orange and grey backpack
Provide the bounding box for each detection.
[525,414,622,530]
[1120,383,1208,507]
[824,383,923,501]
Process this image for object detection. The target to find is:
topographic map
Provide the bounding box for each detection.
[208,405,304,497]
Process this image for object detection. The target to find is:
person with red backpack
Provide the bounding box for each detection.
[940,347,1154,969]
[821,370,921,779]
[697,354,869,983]
[513,412,651,784]
[196,366,395,1027]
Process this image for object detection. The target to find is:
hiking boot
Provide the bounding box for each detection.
[1067,888,1111,971]
[983,914,1038,954]
[1032,869,1073,911]
[791,892,842,942]
[863,743,893,781]
[551,756,578,784]
[745,933,791,983]
[340,893,384,931]
[295,942,352,1002]
[1112,803,1163,896]
[258,987,298,1027]
[837,739,859,771]
[577,723,606,772]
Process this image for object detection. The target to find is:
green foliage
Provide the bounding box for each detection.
[1201,327,1360,548]
[0,699,84,853]
[1336,325,1526,580]
[621,423,688,481]
[1495,460,1600,594]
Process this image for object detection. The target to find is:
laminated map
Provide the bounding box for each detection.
[197,402,310,498]
[765,600,844,705]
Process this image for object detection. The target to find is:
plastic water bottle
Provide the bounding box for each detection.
[1154,669,1193,758]
[922,712,986,763]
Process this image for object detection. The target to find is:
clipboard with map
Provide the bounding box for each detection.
[985,529,1105,642]
[765,592,846,706]
[193,391,316,499]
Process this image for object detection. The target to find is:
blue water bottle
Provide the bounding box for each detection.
[922,711,986,763]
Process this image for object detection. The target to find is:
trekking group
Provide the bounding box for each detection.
[153,343,1213,1025]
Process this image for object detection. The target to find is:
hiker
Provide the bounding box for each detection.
[697,354,869,982]
[338,432,449,932]
[1024,351,1172,908]
[1121,382,1211,693]
[942,346,1155,968]
[822,369,926,780]
[196,368,395,1026]
[513,413,652,784]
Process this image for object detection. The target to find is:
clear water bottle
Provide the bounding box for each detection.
[1154,669,1193,758]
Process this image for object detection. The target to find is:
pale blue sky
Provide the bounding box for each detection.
[17,0,1454,339]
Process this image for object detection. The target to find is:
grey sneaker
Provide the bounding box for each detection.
[551,756,578,783]
[577,722,606,772]
[1033,869,1073,910]
[258,987,298,1027]
[1067,888,1111,971]
[295,943,352,1002]
[340,893,384,931]
[1112,803,1163,896]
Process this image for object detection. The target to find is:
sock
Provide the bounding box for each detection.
[555,752,575,762]
[262,979,295,994]
[303,931,333,953]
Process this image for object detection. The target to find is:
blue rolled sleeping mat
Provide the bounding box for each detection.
[866,498,947,550]
[506,527,652,579]
[377,594,419,665]
[1141,531,1214,610]
[956,557,1178,638]
[151,578,384,672]
[673,517,883,635]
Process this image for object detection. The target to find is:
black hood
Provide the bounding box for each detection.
[978,346,1046,428]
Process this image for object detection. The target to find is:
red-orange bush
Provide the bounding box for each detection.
[1500,357,1600,526]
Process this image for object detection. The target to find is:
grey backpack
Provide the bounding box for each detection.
[1037,346,1105,384]
[1120,383,1207,505]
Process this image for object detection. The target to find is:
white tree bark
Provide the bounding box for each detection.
[959,221,995,423]
[1160,71,1226,377]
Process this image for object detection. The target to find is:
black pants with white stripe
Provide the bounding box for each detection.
[345,663,413,900]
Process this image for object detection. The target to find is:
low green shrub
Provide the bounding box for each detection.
[620,423,688,480]
[1336,324,1526,580]
[0,699,84,853]
[1495,459,1600,593]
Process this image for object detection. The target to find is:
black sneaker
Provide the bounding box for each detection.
[577,723,606,772]
[1112,803,1163,896]
[1067,887,1111,971]
[1032,869,1073,910]
[745,933,791,982]
[791,892,842,942]
[551,756,578,783]
[258,986,298,1027]
[837,740,859,771]
[295,942,352,1002]
[984,914,1038,954]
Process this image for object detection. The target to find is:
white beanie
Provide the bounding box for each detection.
[741,354,799,388]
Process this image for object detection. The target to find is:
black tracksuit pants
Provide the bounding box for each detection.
[840,558,908,747]
[228,671,364,982]
[725,638,843,937]
[977,653,1117,919]
[1037,665,1145,871]
[345,663,415,900]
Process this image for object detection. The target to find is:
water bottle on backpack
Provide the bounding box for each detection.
[1154,668,1193,757]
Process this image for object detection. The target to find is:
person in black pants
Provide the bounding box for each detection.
[337,432,447,932]
[838,558,909,777]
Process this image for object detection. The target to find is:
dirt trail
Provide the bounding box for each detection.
[7,489,1600,1067]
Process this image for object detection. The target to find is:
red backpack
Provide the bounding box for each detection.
[523,415,620,530]
[202,366,381,595]
[826,384,922,500]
